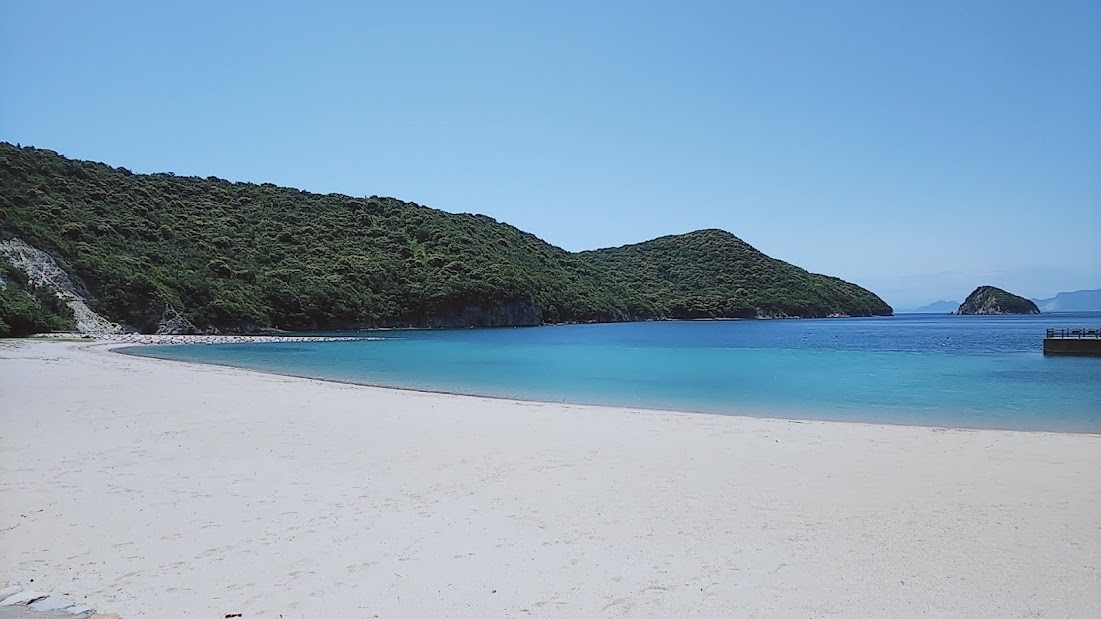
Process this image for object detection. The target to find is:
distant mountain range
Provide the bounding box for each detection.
[1031,289,1101,313]
[900,288,1101,314]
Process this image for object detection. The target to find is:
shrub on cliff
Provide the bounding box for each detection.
[0,283,73,337]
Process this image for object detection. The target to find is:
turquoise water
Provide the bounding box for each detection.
[123,313,1101,432]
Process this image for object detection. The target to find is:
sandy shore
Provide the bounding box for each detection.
[1,340,1099,617]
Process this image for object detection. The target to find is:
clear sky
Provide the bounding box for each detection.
[2,1,1098,309]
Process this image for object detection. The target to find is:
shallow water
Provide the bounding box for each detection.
[123,313,1101,432]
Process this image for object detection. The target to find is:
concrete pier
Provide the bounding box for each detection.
[1043,328,1101,356]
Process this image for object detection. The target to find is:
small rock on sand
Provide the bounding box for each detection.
[29,597,74,611]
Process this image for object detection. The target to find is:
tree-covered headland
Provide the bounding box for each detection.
[0,143,891,333]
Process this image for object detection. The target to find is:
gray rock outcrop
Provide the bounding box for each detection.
[154,303,199,335]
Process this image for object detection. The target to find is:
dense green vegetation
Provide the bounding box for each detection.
[0,258,74,337]
[580,230,892,318]
[0,143,891,333]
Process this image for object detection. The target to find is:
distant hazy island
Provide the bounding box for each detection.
[956,286,1040,315]
[0,143,892,335]
[901,300,960,314]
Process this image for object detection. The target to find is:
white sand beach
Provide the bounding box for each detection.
[1,339,1099,618]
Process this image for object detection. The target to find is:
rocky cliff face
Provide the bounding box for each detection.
[956,286,1040,315]
[0,237,123,334]
[425,300,543,328]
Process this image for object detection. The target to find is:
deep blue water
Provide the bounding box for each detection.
[122,313,1101,432]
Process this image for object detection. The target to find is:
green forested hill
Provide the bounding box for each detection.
[578,230,893,318]
[0,143,891,332]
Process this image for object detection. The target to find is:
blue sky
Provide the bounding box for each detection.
[2,1,1098,308]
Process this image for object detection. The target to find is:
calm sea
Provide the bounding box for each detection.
[122,313,1101,432]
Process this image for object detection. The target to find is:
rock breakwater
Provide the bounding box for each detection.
[33,333,372,346]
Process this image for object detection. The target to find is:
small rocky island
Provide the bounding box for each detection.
[956,286,1041,315]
